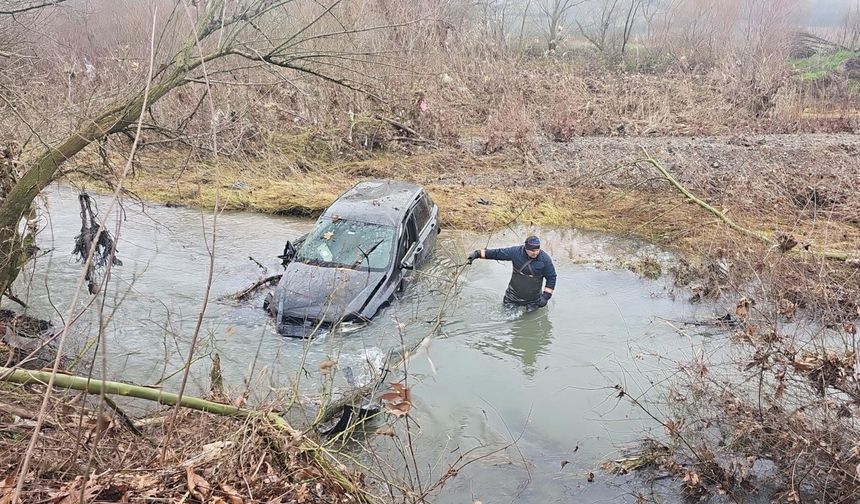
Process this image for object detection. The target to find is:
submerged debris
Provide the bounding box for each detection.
[72,192,122,294]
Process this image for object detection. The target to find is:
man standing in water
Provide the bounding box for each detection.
[467,236,557,309]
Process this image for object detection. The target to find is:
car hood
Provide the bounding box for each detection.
[273,262,386,327]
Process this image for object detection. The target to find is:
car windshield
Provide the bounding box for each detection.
[295,217,395,271]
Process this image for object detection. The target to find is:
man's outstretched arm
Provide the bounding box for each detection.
[468,246,517,263]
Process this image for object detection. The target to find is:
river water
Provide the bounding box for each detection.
[19,185,723,503]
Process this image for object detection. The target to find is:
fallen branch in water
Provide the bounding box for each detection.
[637,148,854,262]
[227,274,282,300]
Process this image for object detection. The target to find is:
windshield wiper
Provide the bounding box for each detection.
[353,239,384,268]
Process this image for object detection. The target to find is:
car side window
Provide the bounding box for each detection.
[398,214,419,261]
[412,193,432,231]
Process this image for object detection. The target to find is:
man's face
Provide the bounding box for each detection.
[526,248,540,259]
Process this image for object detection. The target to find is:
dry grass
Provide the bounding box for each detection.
[0,386,368,503]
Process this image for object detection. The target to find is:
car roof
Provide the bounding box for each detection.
[323,180,424,226]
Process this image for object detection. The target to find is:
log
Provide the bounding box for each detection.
[0,366,301,438]
[1,366,374,501]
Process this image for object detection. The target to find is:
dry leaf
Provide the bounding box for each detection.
[778,298,796,319]
[379,382,412,416]
[735,297,753,320]
[219,482,244,504]
[186,467,210,501]
[322,231,334,240]
[375,424,396,437]
[211,498,228,504]
[0,474,13,492]
[295,483,311,504]
[181,441,234,468]
[294,467,321,480]
[319,360,336,375]
[56,475,103,504]
[386,401,412,417]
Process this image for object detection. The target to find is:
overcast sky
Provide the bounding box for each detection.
[803,0,856,26]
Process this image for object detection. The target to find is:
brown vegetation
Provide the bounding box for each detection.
[1,0,860,502]
[0,385,369,503]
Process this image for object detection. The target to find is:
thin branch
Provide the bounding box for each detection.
[637,148,853,262]
[0,0,66,16]
[11,6,161,502]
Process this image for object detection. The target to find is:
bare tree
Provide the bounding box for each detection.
[0,0,408,303]
[576,0,644,59]
[478,0,514,50]
[538,0,587,52]
[837,0,860,50]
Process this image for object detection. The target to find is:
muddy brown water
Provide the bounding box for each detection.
[19,185,730,502]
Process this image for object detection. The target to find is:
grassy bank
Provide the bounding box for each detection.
[113,134,860,255]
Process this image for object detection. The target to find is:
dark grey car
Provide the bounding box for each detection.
[266,180,439,337]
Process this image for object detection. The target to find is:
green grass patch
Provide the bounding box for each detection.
[790,50,858,81]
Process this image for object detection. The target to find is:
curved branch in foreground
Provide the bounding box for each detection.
[637,147,853,263]
[0,365,302,437]
[1,366,375,501]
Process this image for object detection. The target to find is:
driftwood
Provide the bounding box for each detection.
[229,274,282,300]
[72,192,122,295]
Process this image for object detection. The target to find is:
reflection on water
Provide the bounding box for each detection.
[508,308,553,375]
[19,186,720,503]
[469,305,554,377]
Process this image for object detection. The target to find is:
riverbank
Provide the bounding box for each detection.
[106,131,859,318]
[45,130,860,502]
[116,132,860,242]
[0,381,370,503]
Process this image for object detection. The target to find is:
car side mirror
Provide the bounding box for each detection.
[278,240,297,268]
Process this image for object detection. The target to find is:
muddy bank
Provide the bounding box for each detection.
[118,132,860,247]
[112,131,859,322]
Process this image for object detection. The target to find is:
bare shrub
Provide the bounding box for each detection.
[482,92,537,154]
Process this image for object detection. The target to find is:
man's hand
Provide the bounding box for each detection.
[467,250,481,264]
[536,291,552,307]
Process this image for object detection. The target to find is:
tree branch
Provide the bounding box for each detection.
[0,0,65,16]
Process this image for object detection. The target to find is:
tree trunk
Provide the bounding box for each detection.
[0,46,209,301]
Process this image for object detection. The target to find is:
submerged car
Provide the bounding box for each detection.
[265,180,439,337]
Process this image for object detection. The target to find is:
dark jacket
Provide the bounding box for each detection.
[484,246,557,304]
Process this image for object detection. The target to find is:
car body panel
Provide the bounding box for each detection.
[269,180,439,337]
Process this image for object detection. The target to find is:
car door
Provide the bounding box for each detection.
[409,192,437,267]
